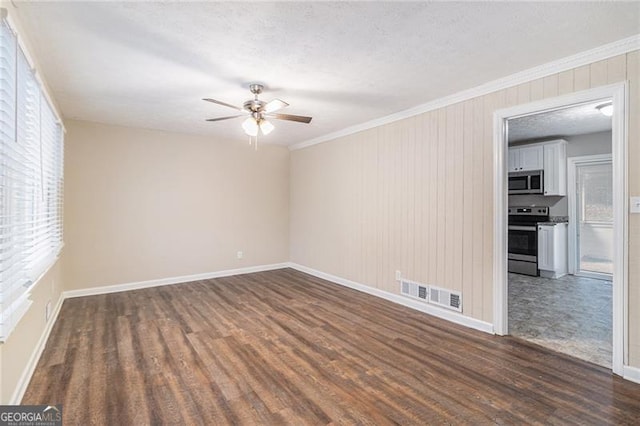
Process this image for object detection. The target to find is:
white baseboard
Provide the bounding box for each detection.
[63,263,290,299]
[623,365,640,384]
[9,294,64,404]
[288,263,494,334]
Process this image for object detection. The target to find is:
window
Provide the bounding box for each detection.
[0,19,64,342]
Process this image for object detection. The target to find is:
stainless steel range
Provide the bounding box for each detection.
[508,206,549,276]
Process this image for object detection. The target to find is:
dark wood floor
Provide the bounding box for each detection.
[24,268,640,425]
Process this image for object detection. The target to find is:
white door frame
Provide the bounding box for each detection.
[567,154,613,279]
[493,82,628,376]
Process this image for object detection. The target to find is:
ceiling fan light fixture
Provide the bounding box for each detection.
[260,119,275,135]
[596,102,613,117]
[242,116,259,136]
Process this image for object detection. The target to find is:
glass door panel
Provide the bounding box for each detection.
[577,162,613,276]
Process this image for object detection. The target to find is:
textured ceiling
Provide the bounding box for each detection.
[14,1,640,146]
[508,101,612,143]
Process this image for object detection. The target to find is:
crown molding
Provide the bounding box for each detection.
[290,34,640,151]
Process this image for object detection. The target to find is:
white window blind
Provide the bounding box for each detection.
[0,19,64,342]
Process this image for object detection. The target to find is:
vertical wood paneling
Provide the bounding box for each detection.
[415,115,425,283]
[367,130,377,287]
[350,134,358,281]
[392,122,402,293]
[472,96,485,319]
[452,103,464,292]
[389,123,398,293]
[376,127,384,289]
[349,134,356,280]
[543,74,559,98]
[290,49,640,343]
[422,115,431,284]
[436,109,447,286]
[407,118,417,279]
[505,86,519,107]
[380,126,389,291]
[590,59,608,87]
[444,105,456,289]
[558,70,574,94]
[398,118,411,276]
[399,121,408,280]
[516,83,530,104]
[573,65,591,91]
[530,78,544,101]
[607,54,627,84]
[462,100,475,316]
[428,111,439,285]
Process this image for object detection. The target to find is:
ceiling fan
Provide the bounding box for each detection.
[203,84,312,138]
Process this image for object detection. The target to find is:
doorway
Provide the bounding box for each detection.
[493,83,627,376]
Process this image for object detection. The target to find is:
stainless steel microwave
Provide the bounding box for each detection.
[508,170,543,195]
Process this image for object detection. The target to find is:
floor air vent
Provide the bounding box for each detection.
[429,286,462,312]
[400,280,428,300]
[400,279,462,312]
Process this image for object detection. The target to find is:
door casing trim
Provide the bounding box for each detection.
[493,82,628,376]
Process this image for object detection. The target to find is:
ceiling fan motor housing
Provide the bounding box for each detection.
[244,99,266,113]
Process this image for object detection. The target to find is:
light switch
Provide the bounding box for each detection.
[631,197,640,213]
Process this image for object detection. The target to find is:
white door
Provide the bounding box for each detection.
[574,159,613,278]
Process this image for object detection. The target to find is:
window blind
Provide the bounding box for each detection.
[0,19,64,342]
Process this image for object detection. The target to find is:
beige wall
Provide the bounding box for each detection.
[63,120,290,291]
[290,52,640,365]
[0,259,64,403]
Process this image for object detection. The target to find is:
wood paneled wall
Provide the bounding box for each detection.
[290,52,640,365]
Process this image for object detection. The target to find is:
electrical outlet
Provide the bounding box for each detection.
[237,251,243,259]
[395,270,402,281]
[45,300,51,322]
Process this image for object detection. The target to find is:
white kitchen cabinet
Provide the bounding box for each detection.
[538,223,567,278]
[543,140,567,196]
[508,145,544,172]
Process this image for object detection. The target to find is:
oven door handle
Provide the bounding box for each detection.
[508,225,537,231]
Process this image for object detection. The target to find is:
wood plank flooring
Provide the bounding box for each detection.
[23,268,640,425]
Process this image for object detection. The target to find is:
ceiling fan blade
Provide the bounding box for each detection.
[263,99,289,113]
[203,98,244,111]
[205,115,243,122]
[269,113,312,124]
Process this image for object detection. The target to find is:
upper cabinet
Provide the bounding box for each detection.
[508,139,567,196]
[508,145,543,172]
[543,140,567,196]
